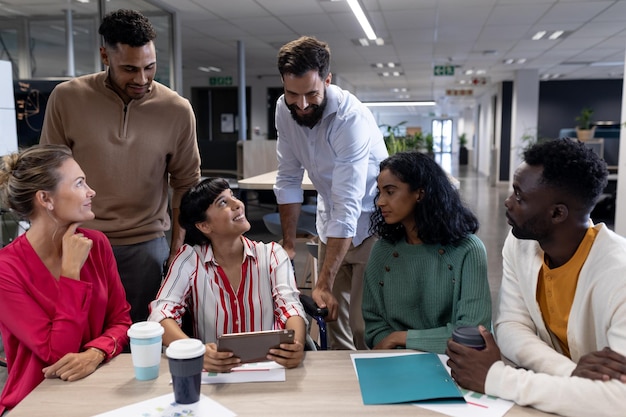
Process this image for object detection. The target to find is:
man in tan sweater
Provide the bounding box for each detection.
[40,9,200,323]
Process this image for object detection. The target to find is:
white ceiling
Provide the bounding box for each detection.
[2,0,626,116]
[170,0,626,110]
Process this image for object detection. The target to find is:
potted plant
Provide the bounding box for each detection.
[575,107,595,141]
[458,133,468,165]
[424,133,435,158]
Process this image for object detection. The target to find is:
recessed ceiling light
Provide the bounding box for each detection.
[379,72,403,77]
[355,38,386,46]
[363,101,436,107]
[590,61,624,67]
[198,66,222,73]
[532,30,566,41]
[503,58,527,65]
[372,62,399,68]
[532,31,547,40]
[548,30,564,40]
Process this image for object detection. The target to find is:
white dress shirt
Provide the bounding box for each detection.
[274,84,388,246]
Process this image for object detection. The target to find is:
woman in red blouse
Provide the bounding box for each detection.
[0,145,131,413]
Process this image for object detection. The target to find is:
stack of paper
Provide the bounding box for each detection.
[202,361,286,384]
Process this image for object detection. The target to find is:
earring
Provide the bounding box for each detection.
[48,204,53,210]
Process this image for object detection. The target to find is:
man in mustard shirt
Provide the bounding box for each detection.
[447,138,626,417]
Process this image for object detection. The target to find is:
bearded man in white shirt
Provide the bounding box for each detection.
[273,36,388,350]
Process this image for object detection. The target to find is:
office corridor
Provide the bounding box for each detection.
[453,165,510,313]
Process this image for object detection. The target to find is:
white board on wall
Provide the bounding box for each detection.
[0,60,18,156]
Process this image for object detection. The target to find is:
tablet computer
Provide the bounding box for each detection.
[217,329,295,363]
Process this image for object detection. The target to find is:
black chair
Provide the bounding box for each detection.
[300,293,328,350]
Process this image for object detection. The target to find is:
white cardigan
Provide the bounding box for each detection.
[485,224,626,417]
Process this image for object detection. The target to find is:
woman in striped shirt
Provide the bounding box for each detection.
[148,178,306,372]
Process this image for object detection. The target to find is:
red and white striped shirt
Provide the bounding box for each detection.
[148,236,305,343]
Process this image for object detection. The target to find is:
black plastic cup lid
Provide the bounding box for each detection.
[452,326,485,347]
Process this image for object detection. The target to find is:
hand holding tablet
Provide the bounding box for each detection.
[217,329,295,363]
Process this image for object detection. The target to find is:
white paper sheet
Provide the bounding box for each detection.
[416,355,514,417]
[91,393,236,417]
[417,388,515,417]
[202,361,286,384]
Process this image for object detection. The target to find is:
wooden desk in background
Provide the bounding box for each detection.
[10,351,553,417]
[238,169,315,191]
[238,169,459,191]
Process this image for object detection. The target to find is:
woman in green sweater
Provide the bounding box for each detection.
[362,151,491,353]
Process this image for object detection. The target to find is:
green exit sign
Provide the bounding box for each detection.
[433,65,455,76]
[209,76,233,86]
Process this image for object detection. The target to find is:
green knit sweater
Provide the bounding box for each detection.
[362,234,491,354]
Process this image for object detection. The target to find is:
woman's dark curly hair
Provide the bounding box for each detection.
[523,138,608,211]
[99,9,156,48]
[179,178,230,246]
[369,151,479,245]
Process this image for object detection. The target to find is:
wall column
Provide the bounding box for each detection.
[65,8,75,77]
[237,40,247,141]
[509,69,539,187]
[613,41,626,236]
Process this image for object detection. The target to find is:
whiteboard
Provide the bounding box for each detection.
[0,60,18,156]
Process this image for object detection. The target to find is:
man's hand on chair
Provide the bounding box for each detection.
[312,284,338,321]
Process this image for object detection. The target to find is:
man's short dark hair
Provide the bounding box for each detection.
[277,36,331,80]
[98,9,156,48]
[523,138,608,211]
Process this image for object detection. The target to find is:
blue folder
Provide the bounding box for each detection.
[354,353,465,405]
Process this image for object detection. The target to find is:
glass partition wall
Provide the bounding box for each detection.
[0,0,176,88]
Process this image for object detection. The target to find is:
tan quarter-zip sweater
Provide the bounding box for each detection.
[40,71,200,245]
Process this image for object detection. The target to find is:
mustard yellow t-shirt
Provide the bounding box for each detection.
[536,225,599,357]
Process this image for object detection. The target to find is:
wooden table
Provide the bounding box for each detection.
[10,351,554,417]
[238,170,315,191]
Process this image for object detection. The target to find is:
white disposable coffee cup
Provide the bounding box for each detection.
[127,321,165,380]
[166,338,206,404]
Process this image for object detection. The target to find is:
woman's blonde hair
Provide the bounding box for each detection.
[0,144,73,219]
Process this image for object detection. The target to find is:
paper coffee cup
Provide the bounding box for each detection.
[127,321,165,380]
[166,339,206,404]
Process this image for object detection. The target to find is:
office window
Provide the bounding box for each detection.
[432,119,453,153]
[0,0,175,87]
[29,18,98,78]
[0,28,18,78]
